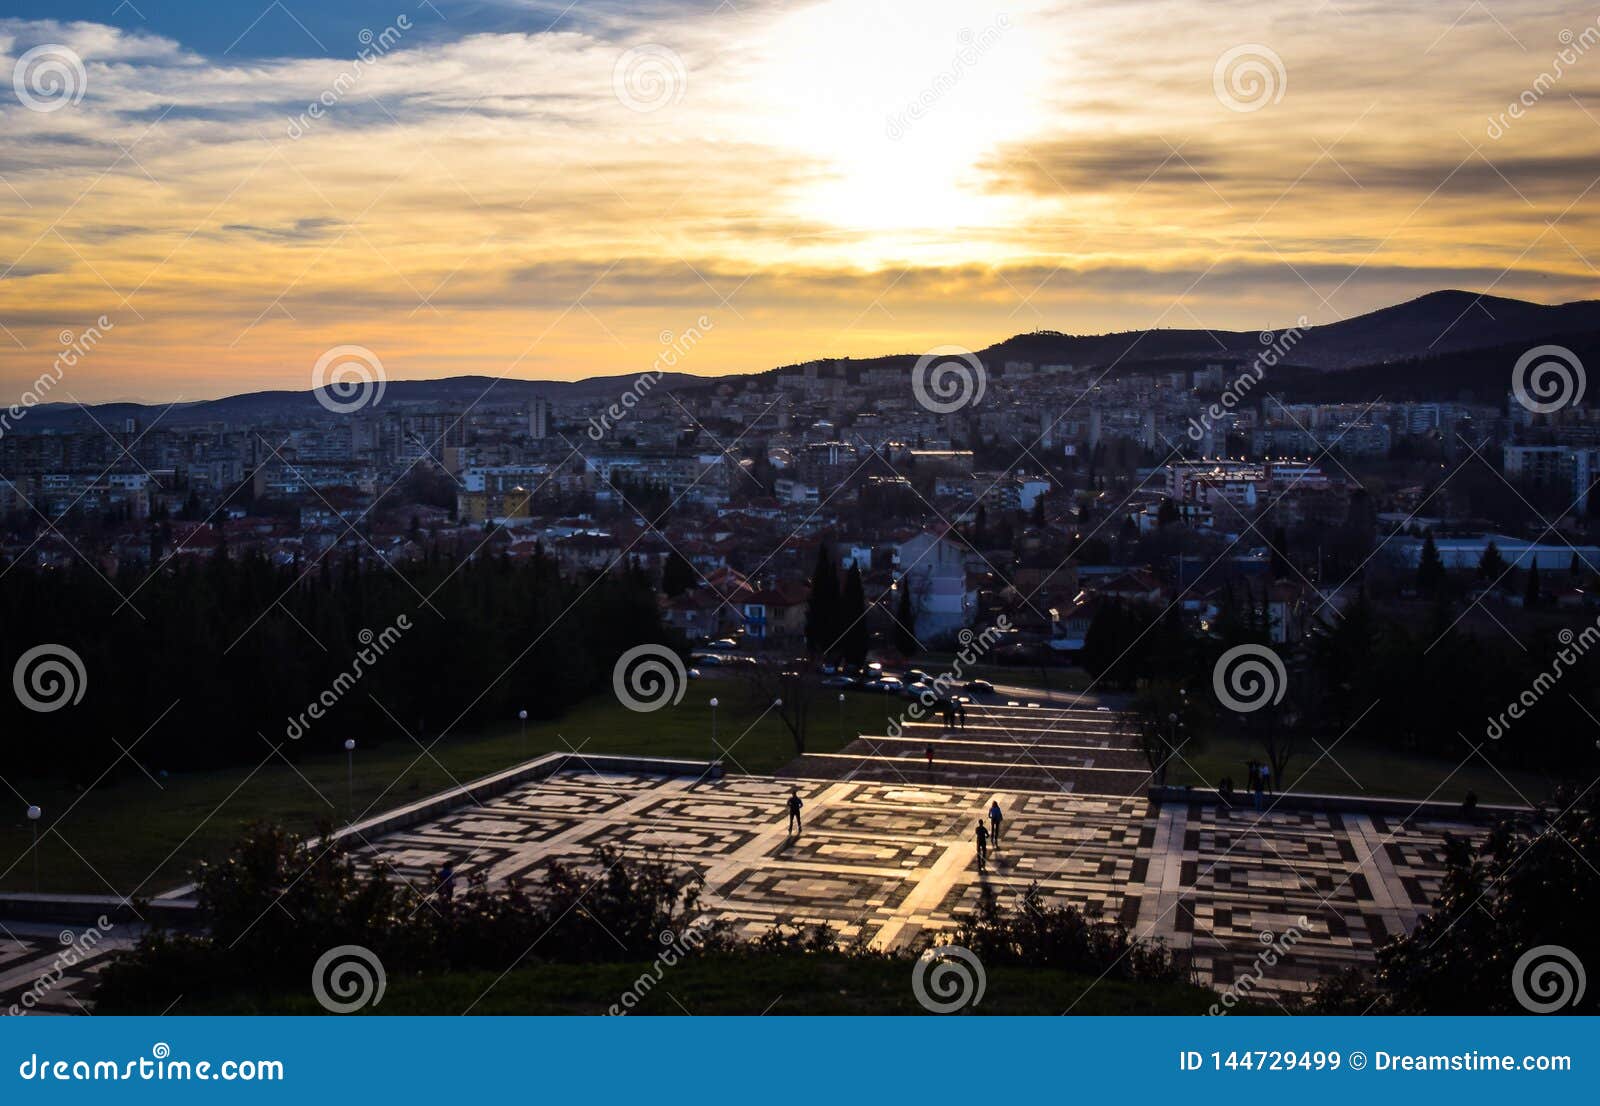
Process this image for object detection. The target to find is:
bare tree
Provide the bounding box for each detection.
[736,649,819,756]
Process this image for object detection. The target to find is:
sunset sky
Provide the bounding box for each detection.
[1,0,1597,402]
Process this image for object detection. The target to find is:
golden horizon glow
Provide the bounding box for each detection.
[0,0,1597,403]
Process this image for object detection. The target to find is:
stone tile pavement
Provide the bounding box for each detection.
[353,716,1482,1002]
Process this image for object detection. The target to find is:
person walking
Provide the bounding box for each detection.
[957,700,968,730]
[1253,771,1265,813]
[1259,762,1272,795]
[925,742,935,770]
[1246,760,1259,794]
[437,862,457,902]
[786,787,803,835]
[988,800,1003,846]
[975,820,989,873]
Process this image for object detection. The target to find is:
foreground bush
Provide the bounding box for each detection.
[97,822,1187,1013]
[1308,791,1598,1013]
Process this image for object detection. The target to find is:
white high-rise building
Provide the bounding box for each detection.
[528,396,550,439]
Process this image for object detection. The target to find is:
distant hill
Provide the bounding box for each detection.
[24,372,701,432]
[973,290,1600,372]
[22,290,1600,430]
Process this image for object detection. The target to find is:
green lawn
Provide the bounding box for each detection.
[0,686,889,896]
[161,954,1236,1016]
[1166,732,1555,808]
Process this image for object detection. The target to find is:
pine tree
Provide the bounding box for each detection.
[1477,541,1507,583]
[894,582,918,656]
[661,551,696,597]
[1416,532,1446,597]
[1524,561,1541,608]
[841,564,869,665]
[804,544,840,656]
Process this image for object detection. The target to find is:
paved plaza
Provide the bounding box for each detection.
[1,700,1485,1012]
[353,701,1482,1002]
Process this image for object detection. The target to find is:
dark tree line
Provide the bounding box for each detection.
[1081,588,1600,780]
[1,546,671,781]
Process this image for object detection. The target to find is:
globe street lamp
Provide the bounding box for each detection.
[709,698,719,772]
[26,805,41,893]
[518,708,528,759]
[343,740,356,824]
[838,692,846,741]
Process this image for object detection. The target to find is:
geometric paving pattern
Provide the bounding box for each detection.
[353,749,1484,1002]
[0,924,133,1017]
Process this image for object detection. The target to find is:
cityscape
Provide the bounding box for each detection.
[1,0,1598,1042]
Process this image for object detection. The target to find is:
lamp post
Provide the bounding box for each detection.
[1165,712,1179,788]
[709,698,719,769]
[838,692,846,741]
[517,708,528,760]
[26,805,41,893]
[343,740,356,824]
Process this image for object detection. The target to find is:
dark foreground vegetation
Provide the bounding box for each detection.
[96,823,1201,1015]
[1309,791,1599,1014]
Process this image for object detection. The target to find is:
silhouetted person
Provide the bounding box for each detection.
[1246,760,1259,793]
[926,742,935,769]
[1461,790,1479,820]
[988,800,1003,846]
[957,701,968,729]
[942,699,954,728]
[787,787,803,835]
[438,862,457,901]
[1253,772,1265,813]
[975,821,989,872]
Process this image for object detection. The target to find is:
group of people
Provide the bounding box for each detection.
[1216,760,1274,811]
[974,800,1004,873]
[786,790,1010,878]
[938,698,968,729]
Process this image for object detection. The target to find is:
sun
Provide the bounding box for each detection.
[747,0,1049,263]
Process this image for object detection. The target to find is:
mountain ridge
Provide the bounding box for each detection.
[20,290,1600,430]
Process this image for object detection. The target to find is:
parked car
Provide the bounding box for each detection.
[704,638,740,651]
[689,652,724,666]
[966,679,995,695]
[821,675,857,688]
